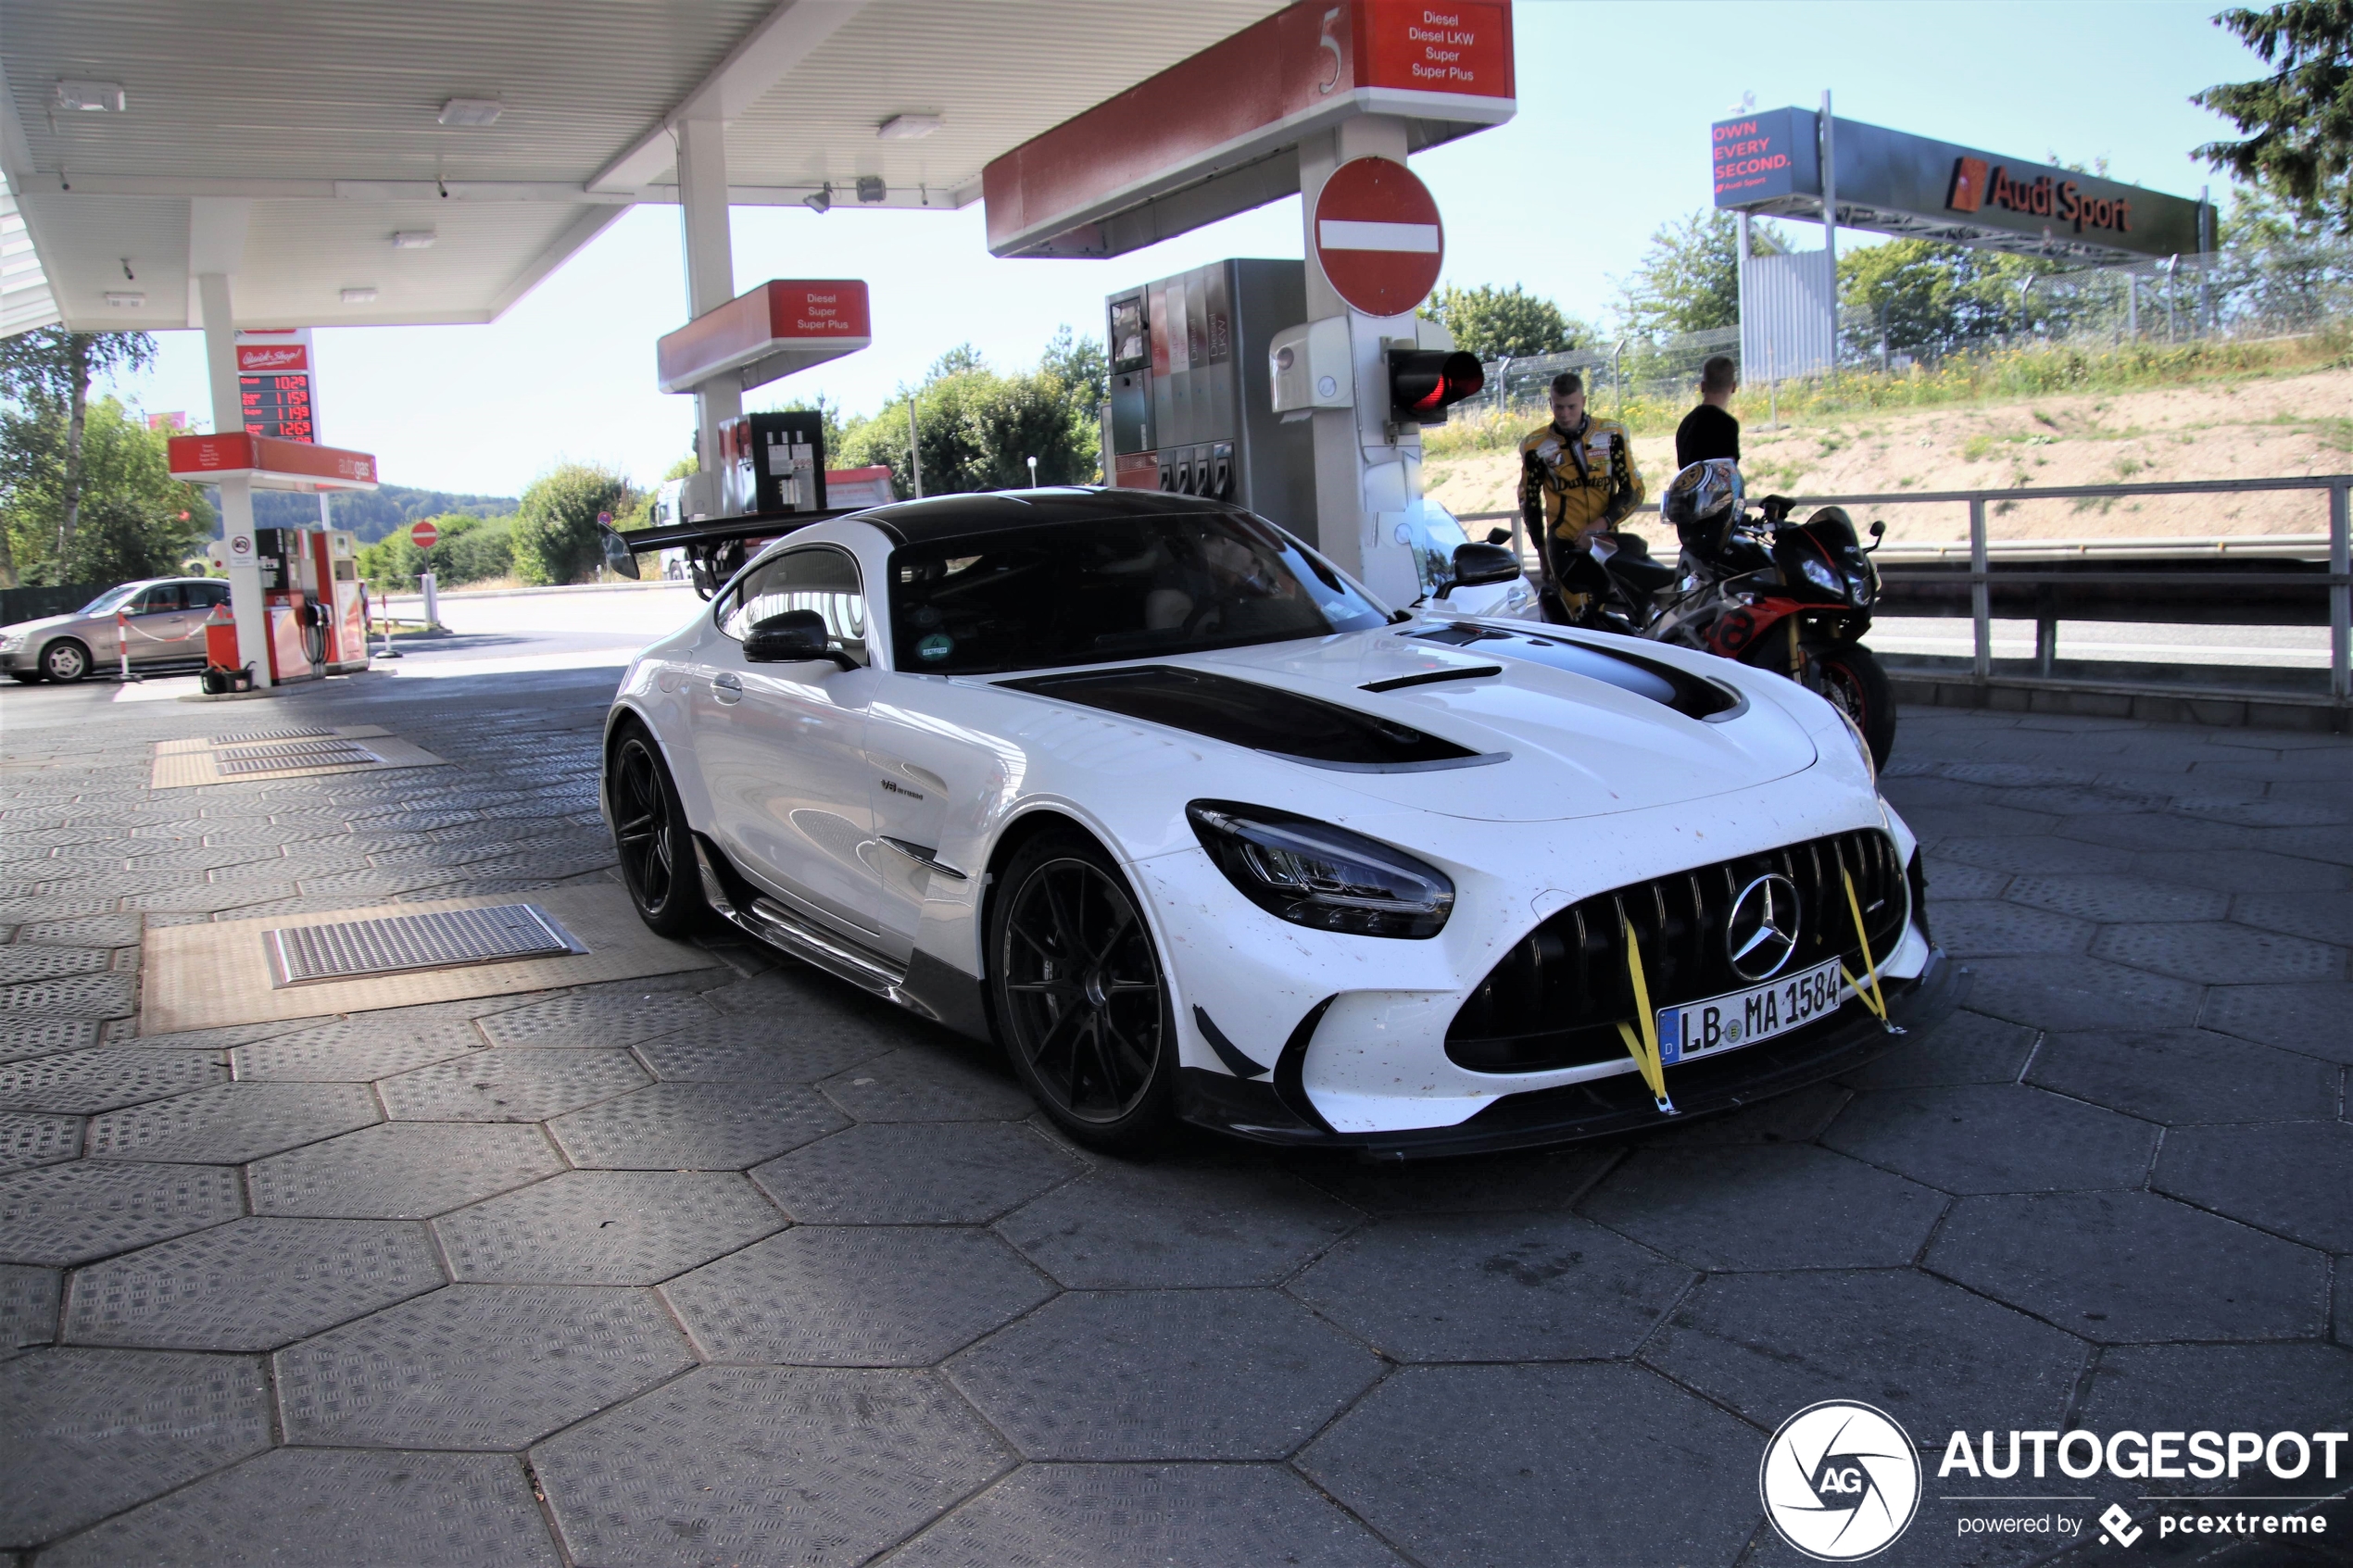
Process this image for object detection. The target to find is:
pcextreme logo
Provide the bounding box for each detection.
[1761,1401,1922,1561]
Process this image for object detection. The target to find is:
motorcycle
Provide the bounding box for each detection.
[1552,495,1896,768]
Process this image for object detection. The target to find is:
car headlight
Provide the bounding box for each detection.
[1835,706,1878,786]
[1187,800,1454,938]
[1799,557,1843,596]
[0,633,22,652]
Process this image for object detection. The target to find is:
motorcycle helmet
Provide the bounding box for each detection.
[1662,458,1743,557]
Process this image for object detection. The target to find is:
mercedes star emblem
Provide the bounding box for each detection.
[1727,873,1802,981]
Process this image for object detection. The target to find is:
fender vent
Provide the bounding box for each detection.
[264,903,586,987]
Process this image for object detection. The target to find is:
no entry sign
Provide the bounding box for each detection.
[409,520,439,549]
[1313,157,1444,318]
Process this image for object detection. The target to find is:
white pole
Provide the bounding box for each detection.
[1026,455,1038,488]
[677,117,739,518]
[420,570,439,630]
[906,398,925,497]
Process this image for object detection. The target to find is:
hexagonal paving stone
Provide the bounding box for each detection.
[229,1011,485,1081]
[998,1160,1359,1289]
[2004,874,2233,924]
[435,1170,783,1285]
[85,1082,381,1163]
[1646,1082,1853,1147]
[2154,1122,2353,1252]
[275,1283,695,1449]
[1935,836,2144,877]
[2027,1028,2340,1125]
[65,1216,443,1351]
[248,1122,564,1219]
[0,1161,243,1266]
[1918,856,2011,901]
[1578,1145,1945,1271]
[547,1079,847,1171]
[0,1110,79,1173]
[2254,823,2353,866]
[815,1045,1037,1120]
[2200,984,2353,1062]
[664,1225,1051,1366]
[2059,812,2268,854]
[1290,1145,1617,1217]
[0,1016,103,1063]
[0,1348,272,1550]
[2230,890,2353,947]
[1642,1268,2087,1440]
[0,945,109,985]
[2162,848,2351,894]
[1,1263,58,1354]
[15,912,145,947]
[2089,922,2344,986]
[1297,1362,1761,1568]
[0,1047,225,1114]
[1837,1008,2038,1089]
[2078,1341,2353,1460]
[473,987,716,1049]
[1931,900,2096,958]
[633,1011,897,1085]
[886,1462,1406,1568]
[377,1047,648,1122]
[1290,1212,1691,1362]
[1822,1083,2158,1194]
[37,1447,561,1568]
[531,1365,1010,1568]
[751,1122,1079,1224]
[949,1288,1378,1460]
[1927,1192,2327,1343]
[1964,954,2206,1034]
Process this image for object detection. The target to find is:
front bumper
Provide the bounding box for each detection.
[1178,947,1960,1159]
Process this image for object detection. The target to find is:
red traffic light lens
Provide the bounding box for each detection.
[1388,350,1487,421]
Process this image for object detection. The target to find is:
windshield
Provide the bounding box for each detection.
[78,583,144,615]
[888,510,1391,676]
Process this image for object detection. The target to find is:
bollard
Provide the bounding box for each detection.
[420,570,440,630]
[114,610,139,684]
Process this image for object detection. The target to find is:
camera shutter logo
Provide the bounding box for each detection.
[1727,872,1802,981]
[1760,1400,1921,1561]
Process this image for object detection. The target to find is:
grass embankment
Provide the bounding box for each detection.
[1422,330,2353,543]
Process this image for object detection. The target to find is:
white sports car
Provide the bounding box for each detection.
[602,489,1955,1155]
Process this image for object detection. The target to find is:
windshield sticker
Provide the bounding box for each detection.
[916,633,954,662]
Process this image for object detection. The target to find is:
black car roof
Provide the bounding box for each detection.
[858,486,1244,548]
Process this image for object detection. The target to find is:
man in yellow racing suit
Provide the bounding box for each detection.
[1518,370,1647,622]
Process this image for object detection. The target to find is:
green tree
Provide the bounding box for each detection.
[0,328,158,583]
[1417,283,1579,358]
[1617,210,1744,336]
[510,463,637,585]
[0,396,209,585]
[2196,2,2353,231]
[1039,325,1108,408]
[836,337,1102,497]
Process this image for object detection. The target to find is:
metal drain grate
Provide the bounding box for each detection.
[217,739,374,762]
[264,903,587,987]
[216,745,381,775]
[209,726,337,745]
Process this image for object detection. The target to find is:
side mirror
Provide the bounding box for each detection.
[598,524,641,581]
[1486,527,1512,546]
[743,608,852,667]
[1451,542,1523,588]
[1866,520,1887,553]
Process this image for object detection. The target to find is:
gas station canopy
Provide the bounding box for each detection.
[0,0,1297,333]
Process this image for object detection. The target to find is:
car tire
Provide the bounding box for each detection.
[39,640,90,684]
[988,826,1177,1153]
[607,721,704,936]
[1812,643,1896,770]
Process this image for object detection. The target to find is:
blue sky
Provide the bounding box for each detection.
[108,1,2259,498]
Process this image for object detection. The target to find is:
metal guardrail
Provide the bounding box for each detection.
[1457,472,2353,705]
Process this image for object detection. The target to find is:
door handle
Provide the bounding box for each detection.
[712,671,743,705]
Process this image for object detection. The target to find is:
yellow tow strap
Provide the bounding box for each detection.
[1839,867,1903,1035]
[1615,920,1677,1114]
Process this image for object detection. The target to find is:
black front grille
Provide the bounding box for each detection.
[1447,829,1908,1073]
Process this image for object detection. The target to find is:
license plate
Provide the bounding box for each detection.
[1657,958,1846,1064]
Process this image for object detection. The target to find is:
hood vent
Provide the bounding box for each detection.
[1413,625,1740,721]
[1000,664,1504,773]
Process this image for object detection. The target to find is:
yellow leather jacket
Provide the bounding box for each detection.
[1518,416,1645,546]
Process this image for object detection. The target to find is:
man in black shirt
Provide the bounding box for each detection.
[1675,354,1741,470]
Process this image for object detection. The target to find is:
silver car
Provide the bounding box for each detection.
[0,577,232,684]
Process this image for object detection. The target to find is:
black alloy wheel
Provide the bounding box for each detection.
[990,830,1176,1150]
[1812,642,1896,770]
[609,725,703,935]
[40,639,90,683]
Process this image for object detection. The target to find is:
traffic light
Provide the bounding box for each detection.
[1388,349,1485,424]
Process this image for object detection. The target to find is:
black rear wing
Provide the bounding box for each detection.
[598,509,861,598]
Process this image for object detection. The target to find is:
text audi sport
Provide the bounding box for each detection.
[602,488,1954,1153]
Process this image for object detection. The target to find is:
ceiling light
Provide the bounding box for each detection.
[855,176,886,204]
[340,287,379,304]
[104,291,145,307]
[55,81,127,113]
[391,230,437,249]
[438,98,503,127]
[802,184,832,215]
[877,114,941,141]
